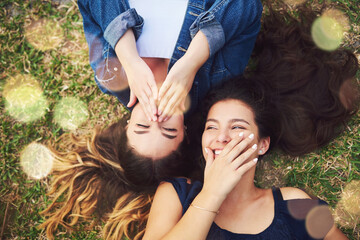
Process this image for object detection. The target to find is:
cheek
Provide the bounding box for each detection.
[201,132,210,147]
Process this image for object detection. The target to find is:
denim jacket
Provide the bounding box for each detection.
[78,0,262,116]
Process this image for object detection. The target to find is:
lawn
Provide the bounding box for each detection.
[0,0,359,239]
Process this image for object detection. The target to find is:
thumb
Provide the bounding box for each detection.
[127,90,137,108]
[204,148,214,170]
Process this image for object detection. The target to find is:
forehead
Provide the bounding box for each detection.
[128,133,181,159]
[208,99,254,119]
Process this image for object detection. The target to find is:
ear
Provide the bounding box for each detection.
[258,136,270,155]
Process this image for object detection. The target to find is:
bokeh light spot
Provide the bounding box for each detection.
[341,180,360,215]
[284,0,306,7]
[334,180,360,229]
[20,142,54,179]
[3,74,48,123]
[54,97,89,130]
[24,18,64,51]
[95,57,129,92]
[305,205,334,239]
[287,199,318,220]
[183,94,192,114]
[60,30,89,66]
[311,11,347,51]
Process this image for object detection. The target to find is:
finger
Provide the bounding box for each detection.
[138,96,154,122]
[231,143,258,170]
[226,134,255,163]
[159,93,183,122]
[159,85,184,116]
[144,87,158,120]
[146,81,158,118]
[158,90,173,117]
[127,90,137,108]
[236,158,258,176]
[140,89,157,121]
[219,133,245,158]
[204,147,214,169]
[147,79,158,101]
[158,78,171,100]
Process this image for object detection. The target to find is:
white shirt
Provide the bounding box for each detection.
[128,0,189,59]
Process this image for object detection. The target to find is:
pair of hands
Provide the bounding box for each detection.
[202,133,259,201]
[126,56,195,122]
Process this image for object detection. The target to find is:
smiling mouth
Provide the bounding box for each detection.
[214,149,223,156]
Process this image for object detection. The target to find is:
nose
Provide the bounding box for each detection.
[216,129,231,143]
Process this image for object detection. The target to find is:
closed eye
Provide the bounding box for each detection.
[206,126,217,130]
[232,126,246,130]
[136,124,150,128]
[163,127,177,132]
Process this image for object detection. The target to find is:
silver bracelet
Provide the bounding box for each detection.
[190,203,219,214]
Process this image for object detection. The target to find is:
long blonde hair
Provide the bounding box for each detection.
[39,118,191,239]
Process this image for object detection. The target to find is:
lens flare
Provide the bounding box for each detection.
[311,10,348,51]
[183,94,192,114]
[341,180,360,215]
[61,30,89,65]
[287,199,318,220]
[3,74,48,122]
[95,57,129,92]
[334,180,360,229]
[53,97,89,130]
[284,0,306,7]
[305,205,334,239]
[20,142,54,179]
[24,18,64,51]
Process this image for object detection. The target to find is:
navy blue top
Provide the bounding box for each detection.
[165,178,330,240]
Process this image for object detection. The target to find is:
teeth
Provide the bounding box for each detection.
[214,150,222,155]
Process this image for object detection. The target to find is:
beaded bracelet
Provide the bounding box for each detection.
[190,203,219,214]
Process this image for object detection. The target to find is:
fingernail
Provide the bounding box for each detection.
[253,158,258,163]
[252,144,257,150]
[158,109,162,115]
[239,132,244,137]
[204,148,208,154]
[164,117,169,122]
[249,133,254,139]
[153,116,157,121]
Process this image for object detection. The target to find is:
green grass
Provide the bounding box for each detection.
[0,0,359,239]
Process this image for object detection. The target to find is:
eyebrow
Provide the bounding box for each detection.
[134,130,177,140]
[206,118,250,125]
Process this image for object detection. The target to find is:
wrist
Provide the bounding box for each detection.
[115,29,141,70]
[194,188,226,212]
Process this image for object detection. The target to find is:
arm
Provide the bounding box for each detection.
[144,134,258,239]
[158,30,210,121]
[114,29,158,121]
[78,0,158,119]
[77,0,141,92]
[143,182,223,240]
[281,187,348,239]
[324,225,348,240]
[158,0,263,120]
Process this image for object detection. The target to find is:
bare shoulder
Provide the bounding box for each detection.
[280,187,311,200]
[156,181,179,197]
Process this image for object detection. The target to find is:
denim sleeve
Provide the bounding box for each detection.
[222,0,262,76]
[77,0,143,50]
[77,0,138,101]
[190,0,262,57]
